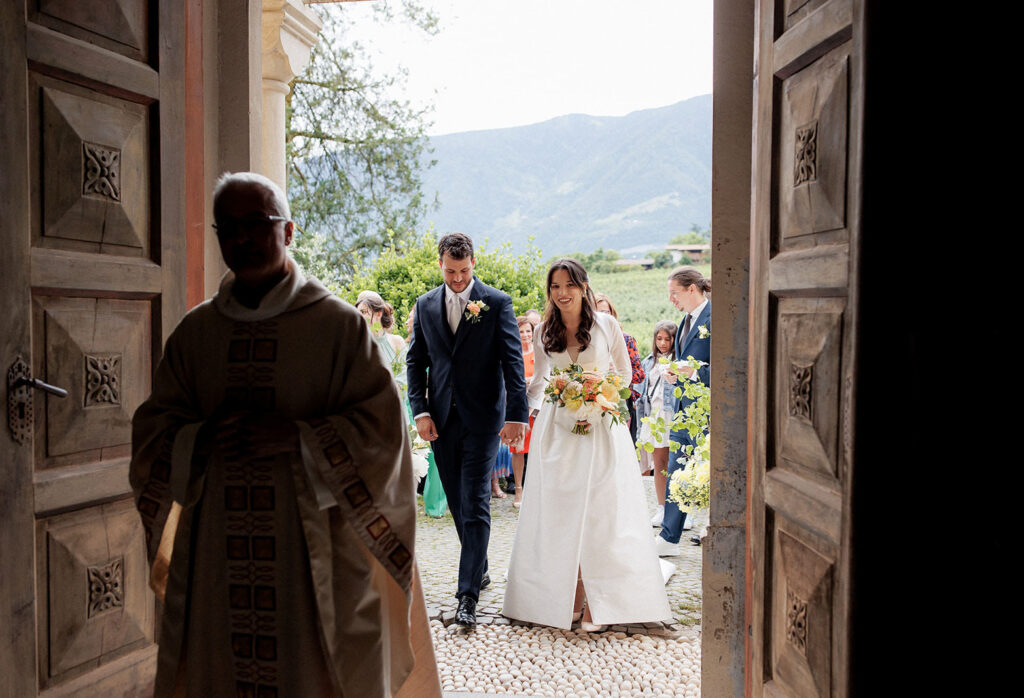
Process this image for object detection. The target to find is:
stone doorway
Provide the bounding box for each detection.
[408,2,756,694]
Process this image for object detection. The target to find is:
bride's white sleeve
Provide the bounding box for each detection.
[527,322,550,411]
[605,315,631,377]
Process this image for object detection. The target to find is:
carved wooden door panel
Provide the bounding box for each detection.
[747,0,861,696]
[1,0,185,695]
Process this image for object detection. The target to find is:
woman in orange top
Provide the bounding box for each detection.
[510,316,535,508]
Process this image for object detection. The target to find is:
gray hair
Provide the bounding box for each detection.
[212,171,291,220]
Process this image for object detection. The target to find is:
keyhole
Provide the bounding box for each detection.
[18,402,25,419]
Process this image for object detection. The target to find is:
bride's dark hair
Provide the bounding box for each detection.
[542,258,598,355]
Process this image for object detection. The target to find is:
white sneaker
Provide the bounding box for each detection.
[681,513,693,531]
[650,505,664,527]
[654,536,679,557]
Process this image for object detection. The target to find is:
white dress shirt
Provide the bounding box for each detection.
[446,278,476,333]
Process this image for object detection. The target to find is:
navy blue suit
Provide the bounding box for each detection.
[660,301,711,544]
[406,277,528,600]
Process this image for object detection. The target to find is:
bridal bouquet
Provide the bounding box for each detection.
[543,364,631,435]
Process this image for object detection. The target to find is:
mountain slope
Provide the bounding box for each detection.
[420,94,711,254]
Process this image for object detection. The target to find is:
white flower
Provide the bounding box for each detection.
[411,453,430,479]
[575,402,602,424]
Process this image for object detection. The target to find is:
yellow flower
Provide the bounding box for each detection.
[599,381,619,402]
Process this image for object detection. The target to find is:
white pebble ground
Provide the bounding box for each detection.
[417,474,703,697]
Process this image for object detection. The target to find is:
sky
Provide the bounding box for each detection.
[332,0,713,136]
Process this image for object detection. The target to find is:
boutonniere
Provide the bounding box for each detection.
[698,324,711,339]
[464,299,489,323]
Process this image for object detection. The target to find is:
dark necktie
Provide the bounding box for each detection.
[681,313,692,346]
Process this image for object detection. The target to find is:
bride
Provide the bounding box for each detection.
[502,259,671,631]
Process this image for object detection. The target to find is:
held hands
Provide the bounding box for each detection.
[499,422,527,448]
[415,415,439,442]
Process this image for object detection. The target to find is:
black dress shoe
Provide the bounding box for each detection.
[690,535,702,546]
[480,573,491,591]
[455,596,477,626]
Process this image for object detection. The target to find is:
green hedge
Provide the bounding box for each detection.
[336,232,547,336]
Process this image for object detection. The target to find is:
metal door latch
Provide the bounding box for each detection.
[7,356,67,444]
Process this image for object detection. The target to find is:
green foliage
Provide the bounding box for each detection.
[550,247,638,275]
[338,232,547,336]
[636,356,711,513]
[669,224,711,246]
[286,1,439,282]
[473,240,548,316]
[651,250,673,269]
[290,223,341,288]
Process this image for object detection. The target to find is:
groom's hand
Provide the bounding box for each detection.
[499,422,526,447]
[415,415,439,442]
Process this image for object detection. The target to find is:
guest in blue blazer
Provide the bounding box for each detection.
[654,267,711,557]
[406,233,529,625]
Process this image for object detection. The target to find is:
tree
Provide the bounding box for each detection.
[669,224,711,246]
[651,250,673,269]
[287,1,439,286]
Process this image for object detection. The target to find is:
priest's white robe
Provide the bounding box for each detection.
[130,262,440,697]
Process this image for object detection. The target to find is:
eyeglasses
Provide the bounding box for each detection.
[212,215,289,238]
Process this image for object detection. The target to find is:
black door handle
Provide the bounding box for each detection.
[15,376,68,398]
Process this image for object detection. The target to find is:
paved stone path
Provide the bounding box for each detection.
[417,475,704,697]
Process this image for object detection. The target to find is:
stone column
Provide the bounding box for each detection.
[703,1,754,696]
[261,0,322,192]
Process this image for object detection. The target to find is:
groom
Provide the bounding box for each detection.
[406,233,528,626]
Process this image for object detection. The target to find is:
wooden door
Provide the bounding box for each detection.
[747,0,861,695]
[1,0,185,694]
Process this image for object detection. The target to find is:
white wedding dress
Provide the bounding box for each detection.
[502,312,672,628]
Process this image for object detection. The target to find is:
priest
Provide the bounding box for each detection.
[130,172,439,697]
